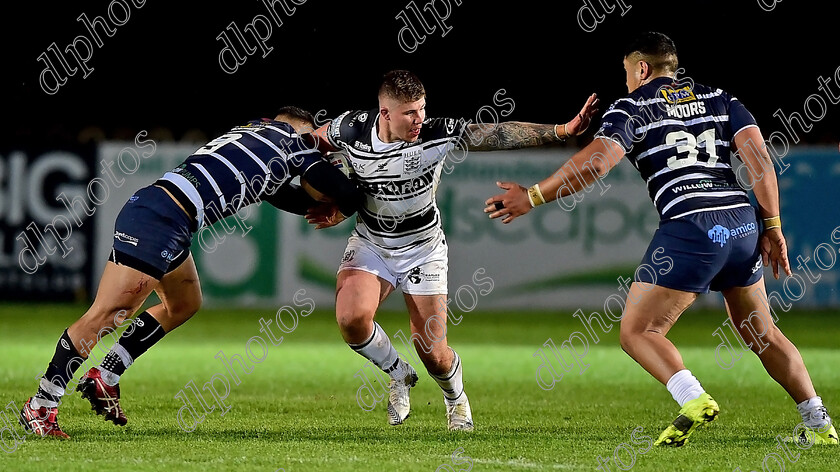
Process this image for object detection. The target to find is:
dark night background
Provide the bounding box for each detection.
[3,1,839,145]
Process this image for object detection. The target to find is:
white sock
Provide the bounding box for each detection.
[666,369,705,407]
[430,349,465,404]
[349,322,405,380]
[797,396,830,429]
[32,378,63,409]
[98,367,121,387]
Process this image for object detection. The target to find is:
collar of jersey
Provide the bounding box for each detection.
[371,119,414,153]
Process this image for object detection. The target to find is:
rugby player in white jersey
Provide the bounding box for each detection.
[311,70,599,430]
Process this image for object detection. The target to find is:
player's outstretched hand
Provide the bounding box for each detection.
[760,227,792,280]
[305,203,346,229]
[484,181,532,224]
[564,93,600,137]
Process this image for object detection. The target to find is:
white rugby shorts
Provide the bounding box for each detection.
[337,230,448,295]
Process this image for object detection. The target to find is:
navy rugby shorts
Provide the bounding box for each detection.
[109,185,193,279]
[636,205,763,293]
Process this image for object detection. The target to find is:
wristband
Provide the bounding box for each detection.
[553,124,567,141]
[527,184,546,208]
[762,216,781,230]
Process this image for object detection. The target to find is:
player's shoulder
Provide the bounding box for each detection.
[419,116,466,141]
[240,118,292,129]
[672,80,743,117]
[231,118,297,137]
[328,109,376,146]
[605,86,650,115]
[688,80,735,103]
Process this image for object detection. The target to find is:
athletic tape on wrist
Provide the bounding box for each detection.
[763,215,781,230]
[527,184,546,207]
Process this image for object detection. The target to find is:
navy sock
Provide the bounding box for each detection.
[100,311,166,376]
[36,329,85,405]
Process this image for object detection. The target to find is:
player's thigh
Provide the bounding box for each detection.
[336,269,394,319]
[150,252,202,332]
[721,276,779,347]
[336,236,397,317]
[619,282,698,337]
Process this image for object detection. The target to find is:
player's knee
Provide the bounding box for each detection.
[170,295,202,321]
[742,324,783,354]
[619,329,634,354]
[417,346,451,374]
[335,310,372,340]
[82,303,132,329]
[618,320,638,350]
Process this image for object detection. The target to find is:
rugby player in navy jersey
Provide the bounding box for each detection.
[19,107,363,438]
[485,32,837,447]
[308,70,599,431]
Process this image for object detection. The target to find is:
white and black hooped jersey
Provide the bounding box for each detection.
[327,110,466,248]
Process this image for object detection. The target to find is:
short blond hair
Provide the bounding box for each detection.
[378,70,425,103]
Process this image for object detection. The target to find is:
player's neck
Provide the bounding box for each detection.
[640,73,674,88]
[376,116,400,144]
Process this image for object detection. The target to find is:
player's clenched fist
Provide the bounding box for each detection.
[484,181,532,224]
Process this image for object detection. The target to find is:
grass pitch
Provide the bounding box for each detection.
[0,304,838,471]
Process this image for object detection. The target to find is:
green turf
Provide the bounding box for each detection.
[0,304,838,471]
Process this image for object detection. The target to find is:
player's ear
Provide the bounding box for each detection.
[639,61,651,80]
[380,106,390,121]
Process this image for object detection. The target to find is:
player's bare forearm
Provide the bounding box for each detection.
[538,138,624,203]
[464,122,561,151]
[734,127,780,218]
[483,138,623,223]
[735,127,790,278]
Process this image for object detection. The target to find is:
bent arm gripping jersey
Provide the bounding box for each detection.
[158,119,323,228]
[595,77,757,220]
[327,110,466,248]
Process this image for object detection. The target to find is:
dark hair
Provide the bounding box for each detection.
[275,106,315,127]
[623,32,678,74]
[378,70,425,103]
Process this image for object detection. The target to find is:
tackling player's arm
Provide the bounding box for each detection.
[463,93,599,151]
[733,126,791,280]
[262,183,319,215]
[300,159,362,216]
[482,137,625,224]
[270,129,363,220]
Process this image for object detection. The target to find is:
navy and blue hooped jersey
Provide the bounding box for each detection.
[595,77,758,221]
[158,119,323,228]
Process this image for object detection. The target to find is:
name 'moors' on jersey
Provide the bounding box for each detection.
[156,119,323,228]
[327,109,466,248]
[595,77,758,220]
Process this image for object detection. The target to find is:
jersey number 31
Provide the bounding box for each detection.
[665,129,719,170]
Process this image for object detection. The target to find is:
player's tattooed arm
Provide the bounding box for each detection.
[462,122,560,151]
[461,92,600,151]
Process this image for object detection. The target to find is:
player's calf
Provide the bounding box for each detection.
[429,349,473,431]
